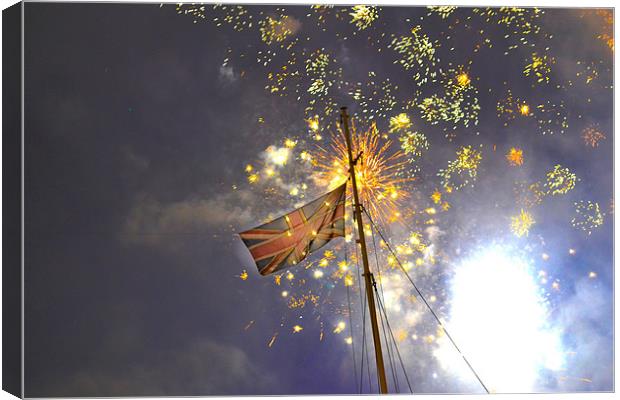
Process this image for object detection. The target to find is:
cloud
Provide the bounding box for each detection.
[218,64,237,85]
[121,190,256,247]
[37,338,277,396]
[553,278,613,391]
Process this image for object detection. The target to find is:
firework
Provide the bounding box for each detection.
[311,120,413,223]
[417,69,480,133]
[427,6,457,19]
[511,209,536,237]
[514,181,545,208]
[177,4,254,31]
[399,131,429,160]
[348,72,398,121]
[544,165,577,195]
[594,9,614,51]
[523,53,555,84]
[438,146,483,191]
[571,201,604,235]
[536,100,568,135]
[506,147,524,166]
[389,113,412,133]
[259,15,296,45]
[497,89,531,123]
[472,7,544,55]
[389,26,438,86]
[349,5,378,31]
[582,125,606,147]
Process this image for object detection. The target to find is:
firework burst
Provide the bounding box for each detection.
[572,201,604,235]
[544,164,577,195]
[311,121,413,223]
[511,209,536,237]
[582,125,606,147]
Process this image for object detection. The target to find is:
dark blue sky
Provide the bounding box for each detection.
[23,3,612,396]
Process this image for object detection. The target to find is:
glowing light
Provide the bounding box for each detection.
[438,145,482,191]
[281,291,288,297]
[389,113,412,132]
[239,270,248,280]
[506,147,524,166]
[544,165,577,195]
[307,115,320,132]
[572,200,604,235]
[313,270,324,279]
[333,321,346,334]
[293,325,303,333]
[457,72,471,87]
[427,6,457,19]
[345,336,353,345]
[582,125,606,148]
[349,5,378,30]
[266,146,290,166]
[311,121,413,223]
[248,173,259,183]
[435,246,564,392]
[259,15,295,45]
[524,53,554,84]
[511,209,535,237]
[520,104,530,115]
[400,131,429,159]
[589,271,597,279]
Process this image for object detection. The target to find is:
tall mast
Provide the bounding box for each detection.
[340,107,388,394]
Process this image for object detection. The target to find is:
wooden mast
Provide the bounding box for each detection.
[340,106,388,394]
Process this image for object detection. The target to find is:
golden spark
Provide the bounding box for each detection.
[506,147,524,166]
[389,113,412,132]
[511,209,535,237]
[311,120,413,223]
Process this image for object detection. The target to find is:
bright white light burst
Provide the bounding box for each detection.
[435,245,564,393]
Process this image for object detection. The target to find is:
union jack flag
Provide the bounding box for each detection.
[239,183,347,276]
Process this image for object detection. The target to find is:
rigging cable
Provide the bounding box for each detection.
[373,280,414,393]
[353,211,374,394]
[362,207,490,395]
[344,239,359,394]
[368,219,400,392]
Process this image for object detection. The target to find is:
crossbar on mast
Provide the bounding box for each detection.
[340,107,389,394]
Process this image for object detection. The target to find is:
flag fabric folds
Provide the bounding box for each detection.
[239,183,347,276]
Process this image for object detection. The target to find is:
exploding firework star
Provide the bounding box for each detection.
[349,5,379,31]
[438,145,483,191]
[511,209,536,237]
[582,125,606,147]
[506,147,524,166]
[389,113,412,133]
[311,120,414,224]
[572,201,604,235]
[544,164,577,195]
[400,131,429,160]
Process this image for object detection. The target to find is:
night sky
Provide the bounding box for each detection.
[24,3,613,396]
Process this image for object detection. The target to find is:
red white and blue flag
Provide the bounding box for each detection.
[239,183,347,276]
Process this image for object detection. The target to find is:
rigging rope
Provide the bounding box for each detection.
[369,221,400,392]
[373,281,414,393]
[344,241,359,394]
[353,214,374,393]
[362,207,490,395]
